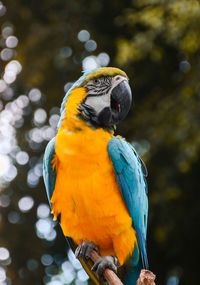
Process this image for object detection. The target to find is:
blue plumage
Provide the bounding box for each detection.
[108,137,149,282]
[43,137,56,202]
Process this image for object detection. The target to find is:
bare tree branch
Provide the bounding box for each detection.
[90,250,156,285]
[90,250,123,285]
[136,270,156,285]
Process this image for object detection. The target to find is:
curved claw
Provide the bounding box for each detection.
[91,256,119,284]
[75,241,99,261]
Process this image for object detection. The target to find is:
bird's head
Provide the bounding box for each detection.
[59,67,132,130]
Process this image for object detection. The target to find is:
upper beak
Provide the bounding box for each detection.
[110,79,132,123]
[97,79,132,127]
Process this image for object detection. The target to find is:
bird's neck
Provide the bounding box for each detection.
[55,87,114,160]
[55,125,113,164]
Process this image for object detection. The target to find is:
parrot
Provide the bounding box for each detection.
[43,67,148,285]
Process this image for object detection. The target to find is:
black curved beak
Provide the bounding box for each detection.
[98,80,132,127]
[111,80,132,122]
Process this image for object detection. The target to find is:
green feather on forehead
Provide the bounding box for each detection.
[81,67,128,85]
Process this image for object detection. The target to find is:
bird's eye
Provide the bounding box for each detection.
[94,79,99,84]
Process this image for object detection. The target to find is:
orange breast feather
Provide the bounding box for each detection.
[50,87,136,265]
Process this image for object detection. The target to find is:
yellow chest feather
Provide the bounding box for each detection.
[51,128,135,263]
[50,87,135,264]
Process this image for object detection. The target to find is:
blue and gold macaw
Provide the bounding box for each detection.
[43,67,148,285]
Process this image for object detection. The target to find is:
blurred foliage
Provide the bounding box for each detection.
[0,0,200,285]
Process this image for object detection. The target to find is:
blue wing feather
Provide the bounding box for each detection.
[108,137,148,270]
[43,137,57,202]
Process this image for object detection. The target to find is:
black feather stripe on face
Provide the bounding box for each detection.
[85,76,112,97]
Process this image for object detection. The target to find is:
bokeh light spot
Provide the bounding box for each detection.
[82,56,99,70]
[0,155,10,177]
[34,108,47,125]
[179,60,191,73]
[27,170,40,187]
[0,266,6,282]
[36,218,52,237]
[28,88,42,102]
[4,165,17,182]
[0,48,13,61]
[0,80,7,93]
[46,229,57,241]
[77,30,90,42]
[49,114,60,128]
[59,47,72,58]
[6,35,18,48]
[16,151,29,165]
[67,249,82,270]
[5,60,22,75]
[37,204,50,219]
[2,26,13,39]
[0,194,10,207]
[77,269,89,282]
[97,53,110,66]
[41,254,53,266]
[8,211,20,224]
[84,40,97,52]
[16,95,29,108]
[0,248,10,261]
[0,2,6,17]
[29,128,43,144]
[18,196,34,212]
[3,70,16,84]
[42,126,55,141]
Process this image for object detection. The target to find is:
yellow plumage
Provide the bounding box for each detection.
[51,86,136,265]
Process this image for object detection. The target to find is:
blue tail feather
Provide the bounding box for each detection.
[136,228,149,270]
[123,258,143,285]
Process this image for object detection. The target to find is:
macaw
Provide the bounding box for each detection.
[43,67,148,285]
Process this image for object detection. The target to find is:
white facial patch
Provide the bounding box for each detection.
[84,93,111,114]
[84,75,128,115]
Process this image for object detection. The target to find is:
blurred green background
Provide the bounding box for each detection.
[0,0,200,284]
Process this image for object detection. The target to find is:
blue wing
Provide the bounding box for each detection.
[108,137,148,270]
[43,137,57,203]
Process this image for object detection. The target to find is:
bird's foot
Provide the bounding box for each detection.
[91,256,120,283]
[75,241,99,261]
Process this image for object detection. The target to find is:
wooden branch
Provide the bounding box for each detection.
[90,250,156,285]
[136,270,156,285]
[90,250,123,285]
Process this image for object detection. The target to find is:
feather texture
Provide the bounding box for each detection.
[43,137,56,202]
[108,137,149,270]
[43,67,149,285]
